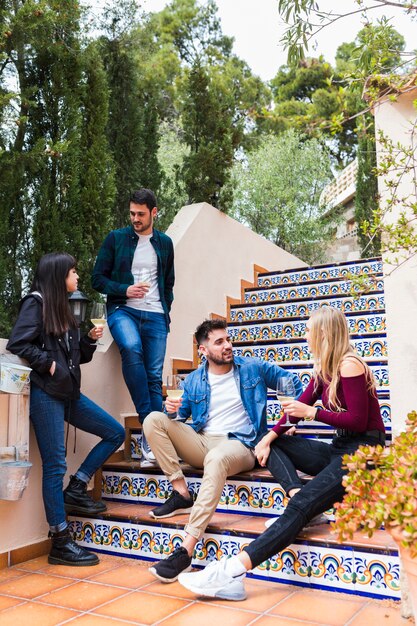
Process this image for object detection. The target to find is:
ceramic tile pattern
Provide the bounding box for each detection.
[0,554,409,625]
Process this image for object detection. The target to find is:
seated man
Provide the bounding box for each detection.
[145,318,302,583]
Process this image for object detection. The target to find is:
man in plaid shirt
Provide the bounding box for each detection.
[92,188,175,465]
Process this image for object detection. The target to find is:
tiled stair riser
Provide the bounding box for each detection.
[67,516,400,600]
[101,467,296,519]
[245,278,384,305]
[257,259,382,287]
[232,336,388,363]
[230,293,385,322]
[228,313,386,342]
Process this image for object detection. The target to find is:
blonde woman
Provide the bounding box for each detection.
[178,306,385,601]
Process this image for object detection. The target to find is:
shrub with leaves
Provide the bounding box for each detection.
[333,410,417,557]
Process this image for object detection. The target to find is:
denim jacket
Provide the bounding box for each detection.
[176,356,303,448]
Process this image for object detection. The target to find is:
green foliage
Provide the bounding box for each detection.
[0,1,115,335]
[229,130,335,264]
[361,118,417,269]
[355,119,381,257]
[156,120,189,231]
[277,0,414,67]
[334,411,417,557]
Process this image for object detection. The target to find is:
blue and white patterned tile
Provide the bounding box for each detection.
[193,532,248,567]
[68,517,186,561]
[245,279,384,305]
[229,314,386,344]
[232,337,388,365]
[353,547,401,600]
[309,544,356,593]
[258,481,286,517]
[220,479,263,515]
[258,260,382,288]
[256,542,311,586]
[230,293,386,323]
[102,470,172,504]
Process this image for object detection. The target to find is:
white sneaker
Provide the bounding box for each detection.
[178,557,247,601]
[141,433,157,467]
[264,517,279,528]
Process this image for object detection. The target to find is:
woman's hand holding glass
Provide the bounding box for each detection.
[281,399,316,421]
[90,302,107,345]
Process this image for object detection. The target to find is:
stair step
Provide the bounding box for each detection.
[229,312,386,342]
[245,277,384,305]
[232,336,388,365]
[230,294,385,322]
[68,500,400,600]
[257,258,382,288]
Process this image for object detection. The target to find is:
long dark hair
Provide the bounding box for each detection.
[30,252,77,336]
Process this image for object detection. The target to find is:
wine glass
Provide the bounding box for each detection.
[165,375,183,417]
[136,269,152,302]
[90,302,107,345]
[276,376,296,427]
[166,375,184,400]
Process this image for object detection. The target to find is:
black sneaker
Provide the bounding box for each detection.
[149,490,193,519]
[149,547,192,583]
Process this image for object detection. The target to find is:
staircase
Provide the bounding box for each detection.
[68,256,400,601]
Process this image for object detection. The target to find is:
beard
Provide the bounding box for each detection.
[206,350,234,366]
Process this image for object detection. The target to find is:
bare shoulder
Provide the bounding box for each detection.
[340,356,365,378]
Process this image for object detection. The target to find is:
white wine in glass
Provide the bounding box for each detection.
[166,375,184,399]
[276,376,296,427]
[91,302,107,345]
[136,269,152,302]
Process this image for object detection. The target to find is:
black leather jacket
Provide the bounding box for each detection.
[7,293,96,400]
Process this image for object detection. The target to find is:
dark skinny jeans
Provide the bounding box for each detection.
[244,433,384,569]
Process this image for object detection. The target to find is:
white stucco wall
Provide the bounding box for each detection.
[165,202,305,369]
[373,86,417,433]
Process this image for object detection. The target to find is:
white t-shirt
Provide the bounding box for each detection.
[128,233,164,314]
[205,369,255,439]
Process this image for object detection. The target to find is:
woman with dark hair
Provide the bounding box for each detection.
[7,252,125,566]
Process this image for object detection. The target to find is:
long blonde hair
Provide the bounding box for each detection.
[308,306,376,410]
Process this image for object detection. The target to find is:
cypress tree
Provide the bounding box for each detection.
[355,118,381,257]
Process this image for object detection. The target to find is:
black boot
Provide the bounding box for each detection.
[64,475,107,514]
[48,528,99,566]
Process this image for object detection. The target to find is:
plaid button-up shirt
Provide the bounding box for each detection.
[92,226,175,329]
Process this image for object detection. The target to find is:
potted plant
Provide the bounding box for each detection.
[333,410,417,617]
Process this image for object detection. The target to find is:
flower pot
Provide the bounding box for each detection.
[389,527,417,619]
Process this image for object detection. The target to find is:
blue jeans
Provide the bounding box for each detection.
[108,306,168,422]
[30,384,125,532]
[244,433,383,568]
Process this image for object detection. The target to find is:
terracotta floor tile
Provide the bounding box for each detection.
[348,603,410,625]
[93,589,189,623]
[39,556,120,580]
[38,580,128,611]
[267,589,364,625]
[252,615,321,626]
[89,561,156,589]
[0,594,24,610]
[14,555,50,572]
[65,614,136,625]
[221,579,293,612]
[0,568,27,582]
[0,572,71,599]
[144,578,200,600]
[161,602,258,626]
[0,601,78,626]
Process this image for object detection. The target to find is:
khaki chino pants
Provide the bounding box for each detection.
[143,412,255,539]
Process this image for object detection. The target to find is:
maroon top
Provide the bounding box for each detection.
[272,373,385,437]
